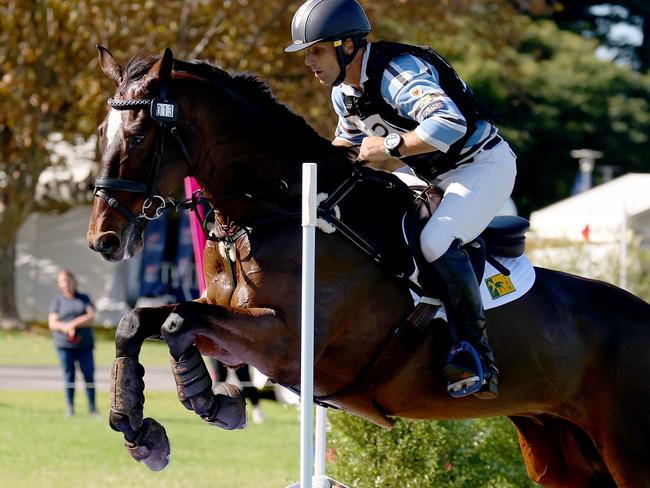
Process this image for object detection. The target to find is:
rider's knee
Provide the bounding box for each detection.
[420,227,456,263]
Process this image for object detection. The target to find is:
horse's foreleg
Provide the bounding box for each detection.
[161,301,290,431]
[110,304,176,471]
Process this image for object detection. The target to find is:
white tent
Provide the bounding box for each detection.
[529,173,650,245]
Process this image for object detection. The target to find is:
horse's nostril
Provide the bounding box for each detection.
[94,233,120,254]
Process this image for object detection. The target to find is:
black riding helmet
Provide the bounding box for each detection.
[285,0,371,85]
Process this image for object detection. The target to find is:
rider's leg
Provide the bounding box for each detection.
[419,140,517,398]
[427,239,498,397]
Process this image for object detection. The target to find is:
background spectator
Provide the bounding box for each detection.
[47,269,98,417]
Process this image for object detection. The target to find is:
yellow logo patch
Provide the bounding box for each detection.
[410,87,423,97]
[415,94,434,108]
[485,274,516,299]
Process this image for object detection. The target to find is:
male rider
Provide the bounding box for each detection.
[285,0,517,399]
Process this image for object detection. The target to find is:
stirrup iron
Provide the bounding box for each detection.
[444,341,484,398]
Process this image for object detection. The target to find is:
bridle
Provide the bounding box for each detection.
[94,83,194,225]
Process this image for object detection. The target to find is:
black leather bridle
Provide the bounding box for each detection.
[94,86,194,225]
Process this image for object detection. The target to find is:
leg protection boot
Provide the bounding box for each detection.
[425,240,499,399]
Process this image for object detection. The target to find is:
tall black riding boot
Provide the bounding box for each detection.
[425,240,499,399]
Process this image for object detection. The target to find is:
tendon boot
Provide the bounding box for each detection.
[425,240,499,399]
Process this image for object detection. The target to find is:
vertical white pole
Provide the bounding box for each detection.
[300,163,317,488]
[314,406,328,481]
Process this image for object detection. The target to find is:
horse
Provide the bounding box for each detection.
[87,46,650,487]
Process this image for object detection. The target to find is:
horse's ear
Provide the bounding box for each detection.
[140,48,174,96]
[97,45,122,88]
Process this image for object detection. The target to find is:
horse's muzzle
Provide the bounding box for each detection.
[91,231,121,256]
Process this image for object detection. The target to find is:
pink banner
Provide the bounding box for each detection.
[184,177,207,295]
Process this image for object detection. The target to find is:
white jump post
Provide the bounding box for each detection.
[290,163,345,488]
[300,162,317,488]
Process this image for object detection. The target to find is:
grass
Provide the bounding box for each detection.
[0,327,170,366]
[1,329,302,487]
[0,391,300,488]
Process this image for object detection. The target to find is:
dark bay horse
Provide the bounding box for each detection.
[87,46,650,487]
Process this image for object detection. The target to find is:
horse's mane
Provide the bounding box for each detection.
[122,53,339,157]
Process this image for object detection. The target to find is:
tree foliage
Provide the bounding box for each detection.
[514,0,649,71]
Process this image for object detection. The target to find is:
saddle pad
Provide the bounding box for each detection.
[479,254,535,310]
[410,254,536,316]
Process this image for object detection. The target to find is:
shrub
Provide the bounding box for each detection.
[328,412,535,487]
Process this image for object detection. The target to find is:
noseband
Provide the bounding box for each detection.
[94,88,194,225]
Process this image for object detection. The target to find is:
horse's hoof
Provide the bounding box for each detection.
[124,417,171,471]
[207,383,247,430]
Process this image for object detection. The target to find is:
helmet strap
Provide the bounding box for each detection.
[332,37,367,86]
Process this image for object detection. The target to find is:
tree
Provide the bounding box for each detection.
[512,0,649,71]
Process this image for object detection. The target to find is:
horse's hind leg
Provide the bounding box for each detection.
[596,412,650,488]
[509,415,616,487]
[110,304,176,471]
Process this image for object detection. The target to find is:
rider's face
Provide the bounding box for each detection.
[304,42,340,86]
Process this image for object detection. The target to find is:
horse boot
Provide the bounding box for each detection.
[425,240,499,399]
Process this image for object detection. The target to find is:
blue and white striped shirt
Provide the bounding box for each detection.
[332,42,495,161]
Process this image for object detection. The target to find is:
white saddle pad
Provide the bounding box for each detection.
[411,253,536,317]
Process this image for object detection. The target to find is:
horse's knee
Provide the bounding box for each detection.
[161,303,201,356]
[115,310,142,357]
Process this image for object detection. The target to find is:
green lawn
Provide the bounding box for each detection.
[0,330,302,487]
[0,391,300,488]
[0,327,170,366]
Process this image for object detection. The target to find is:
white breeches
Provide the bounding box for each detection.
[394,139,517,263]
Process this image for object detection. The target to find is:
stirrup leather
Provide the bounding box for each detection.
[444,341,484,398]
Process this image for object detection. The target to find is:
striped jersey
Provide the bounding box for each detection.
[332,42,496,164]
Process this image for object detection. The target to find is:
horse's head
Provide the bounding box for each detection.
[88,46,191,261]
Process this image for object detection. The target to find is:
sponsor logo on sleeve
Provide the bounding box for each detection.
[420,100,445,119]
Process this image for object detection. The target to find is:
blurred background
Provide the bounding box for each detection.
[0,1,648,486]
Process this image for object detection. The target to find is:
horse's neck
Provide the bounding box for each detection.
[189,106,350,225]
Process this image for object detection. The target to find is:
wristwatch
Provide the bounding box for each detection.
[383,133,404,157]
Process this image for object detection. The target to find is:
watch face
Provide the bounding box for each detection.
[384,133,401,150]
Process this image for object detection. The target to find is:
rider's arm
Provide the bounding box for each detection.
[384,53,468,153]
[358,54,468,162]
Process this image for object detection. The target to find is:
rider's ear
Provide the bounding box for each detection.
[140,48,174,96]
[97,45,123,88]
[342,38,355,56]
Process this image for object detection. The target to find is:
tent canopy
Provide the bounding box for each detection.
[529,173,650,243]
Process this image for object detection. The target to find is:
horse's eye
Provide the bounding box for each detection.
[128,135,145,148]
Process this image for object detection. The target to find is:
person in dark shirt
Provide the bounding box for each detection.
[48,269,98,417]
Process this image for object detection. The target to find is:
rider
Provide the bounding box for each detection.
[285,0,517,399]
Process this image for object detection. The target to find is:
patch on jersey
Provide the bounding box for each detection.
[485,273,516,299]
[420,101,444,119]
[410,87,423,97]
[415,94,435,108]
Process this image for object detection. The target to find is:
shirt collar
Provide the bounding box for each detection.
[340,42,372,97]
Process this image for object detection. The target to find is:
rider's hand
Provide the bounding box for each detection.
[357,136,390,162]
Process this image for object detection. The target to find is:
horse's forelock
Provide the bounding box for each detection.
[122,53,160,88]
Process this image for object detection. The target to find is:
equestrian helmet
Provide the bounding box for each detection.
[285,0,371,53]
